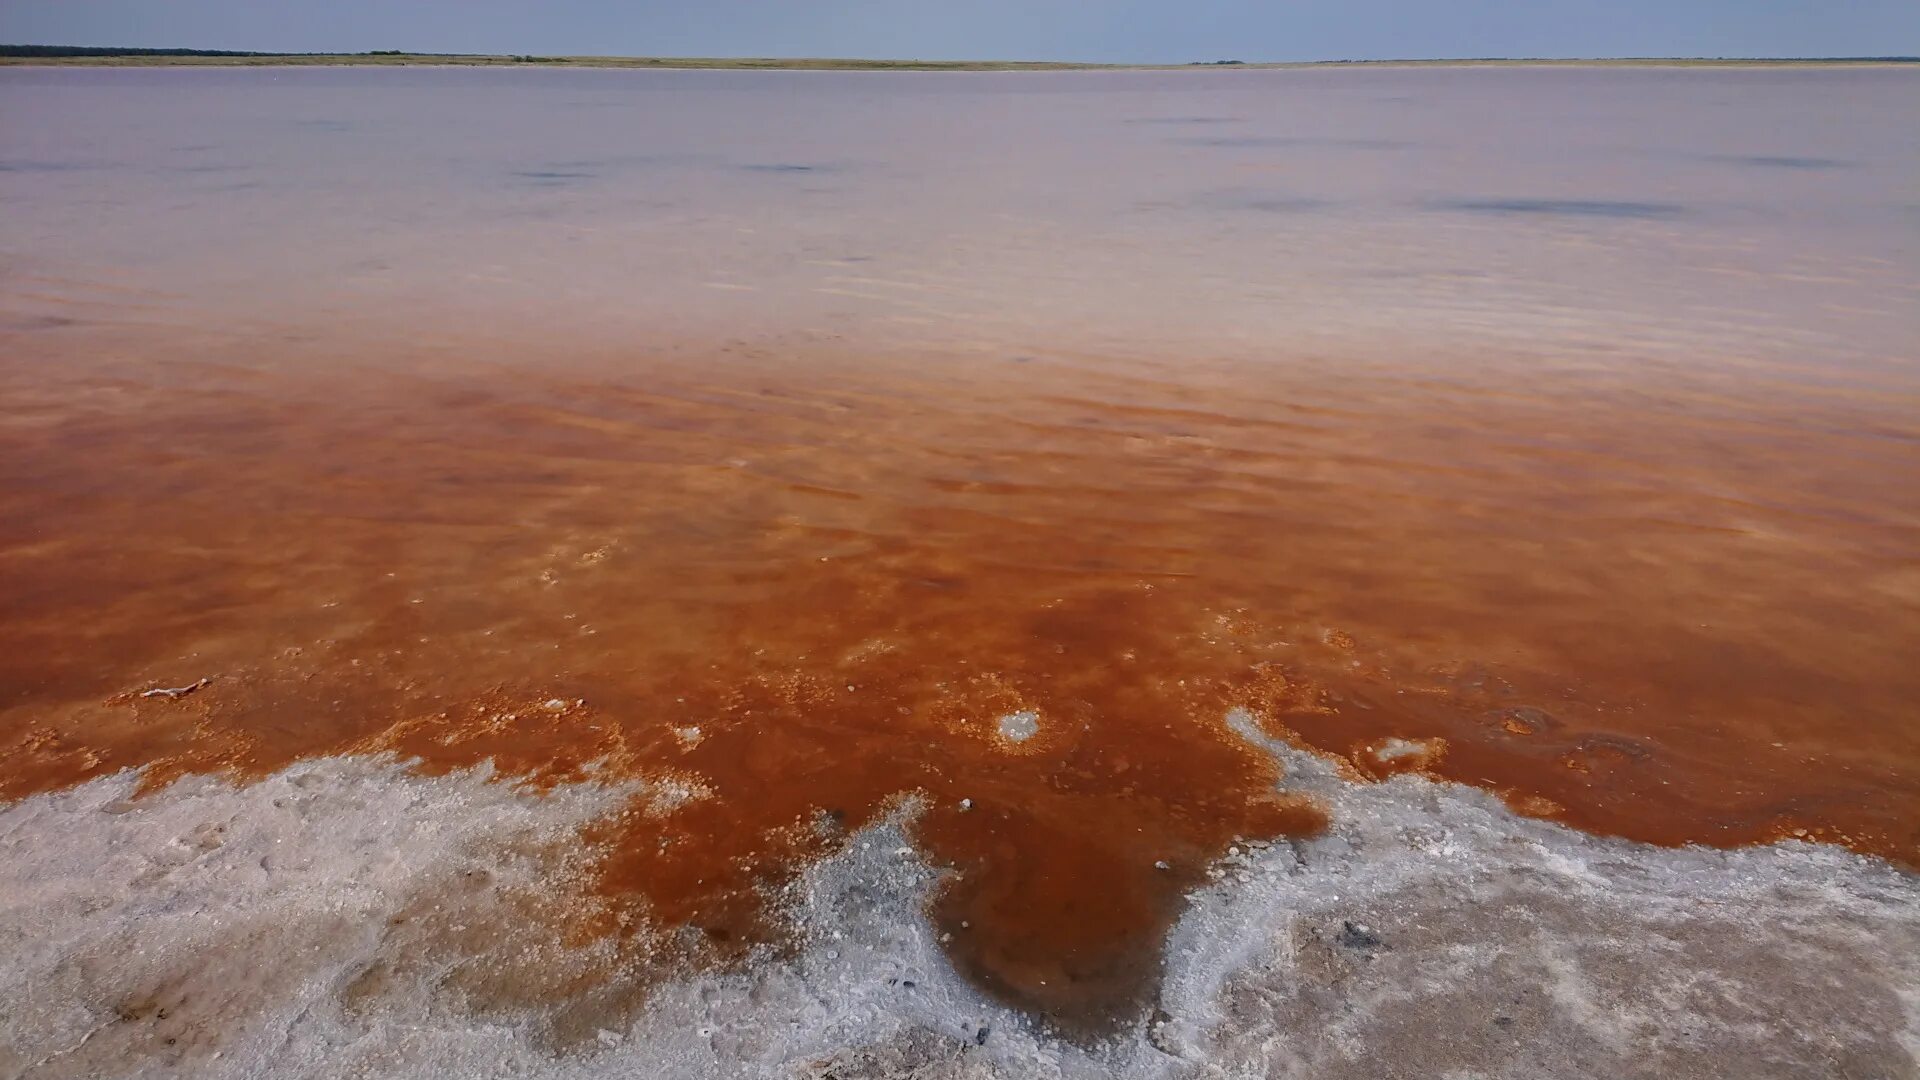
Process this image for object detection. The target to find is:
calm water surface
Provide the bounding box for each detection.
[2,66,1917,1032]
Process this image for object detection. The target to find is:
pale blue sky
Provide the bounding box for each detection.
[2,0,1916,63]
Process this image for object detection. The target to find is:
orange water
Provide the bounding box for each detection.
[3,64,1917,1035]
[5,319,1917,1031]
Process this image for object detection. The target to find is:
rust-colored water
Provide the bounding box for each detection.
[5,58,1919,1041]
[4,316,1917,1033]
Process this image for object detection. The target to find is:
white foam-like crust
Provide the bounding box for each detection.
[2,717,1915,1079]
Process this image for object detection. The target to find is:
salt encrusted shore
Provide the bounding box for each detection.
[1,726,1912,1079]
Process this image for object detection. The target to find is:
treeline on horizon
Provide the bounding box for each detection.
[1,45,375,57]
[3,44,1917,63]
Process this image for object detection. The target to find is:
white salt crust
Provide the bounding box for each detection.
[1,715,1914,1079]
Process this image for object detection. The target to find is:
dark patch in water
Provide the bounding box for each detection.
[4,315,81,332]
[1362,267,1491,281]
[1430,198,1683,220]
[1173,136,1409,150]
[1712,155,1854,170]
[1127,116,1244,125]
[1235,196,1330,214]
[499,154,688,185]
[292,120,351,133]
[740,163,828,174]
[0,160,108,173]
[510,168,599,188]
[1188,190,1333,214]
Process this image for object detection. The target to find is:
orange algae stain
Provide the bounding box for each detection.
[562,571,1334,1032]
[3,325,1920,1030]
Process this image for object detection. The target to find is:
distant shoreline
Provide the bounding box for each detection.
[2,48,1916,72]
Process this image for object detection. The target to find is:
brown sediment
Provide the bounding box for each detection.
[2,323,1919,1034]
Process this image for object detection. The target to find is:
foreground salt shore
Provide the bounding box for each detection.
[2,719,1913,1080]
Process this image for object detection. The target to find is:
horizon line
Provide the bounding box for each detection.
[3,45,1918,69]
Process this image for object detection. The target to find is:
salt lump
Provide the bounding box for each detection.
[995,710,1040,744]
[1,720,1915,1079]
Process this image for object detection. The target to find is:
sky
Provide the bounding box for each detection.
[2,0,1916,63]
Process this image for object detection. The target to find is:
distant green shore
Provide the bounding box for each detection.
[2,47,1916,71]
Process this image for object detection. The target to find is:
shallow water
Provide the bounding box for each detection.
[1,65,1918,1063]
[3,65,1914,360]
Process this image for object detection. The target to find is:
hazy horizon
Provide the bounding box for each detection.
[1,0,1916,64]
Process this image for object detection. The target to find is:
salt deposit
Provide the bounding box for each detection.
[995,711,1040,745]
[3,722,1911,1079]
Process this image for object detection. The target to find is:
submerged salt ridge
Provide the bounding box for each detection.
[3,729,1912,1080]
